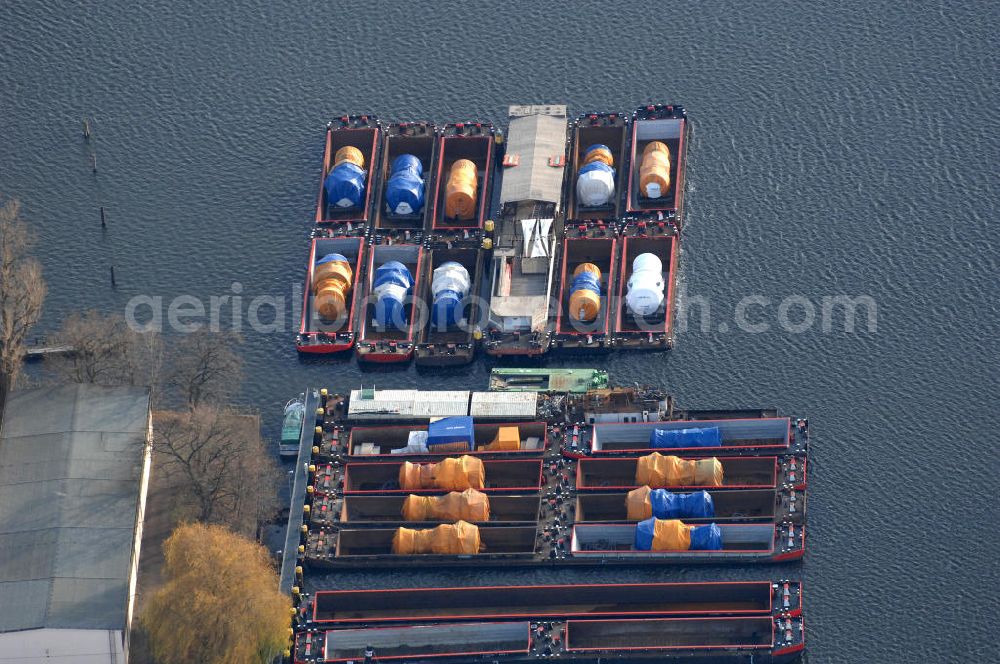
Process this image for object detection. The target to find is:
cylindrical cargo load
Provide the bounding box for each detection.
[568,270,602,322]
[650,426,722,449]
[576,161,615,207]
[398,455,485,491]
[639,141,671,199]
[444,159,479,220]
[313,253,353,292]
[626,486,716,521]
[315,281,348,320]
[335,145,365,169]
[401,489,490,522]
[582,143,614,167]
[431,261,471,328]
[391,520,481,554]
[325,162,367,208]
[634,518,722,551]
[386,154,426,216]
[634,453,724,487]
[626,253,665,316]
[372,261,414,329]
[572,262,601,279]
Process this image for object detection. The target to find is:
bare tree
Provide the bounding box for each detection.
[0,198,46,417]
[49,310,164,399]
[153,406,277,536]
[166,330,243,409]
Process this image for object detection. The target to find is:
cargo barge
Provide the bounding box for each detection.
[614,228,678,349]
[293,581,804,663]
[489,368,609,393]
[296,237,367,354]
[315,116,382,232]
[414,246,484,366]
[427,122,497,246]
[625,104,689,226]
[371,121,438,244]
[355,244,424,362]
[552,233,619,350]
[485,105,565,357]
[565,112,630,222]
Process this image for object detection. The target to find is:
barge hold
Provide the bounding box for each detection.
[553,233,619,350]
[428,122,497,246]
[625,104,689,226]
[485,105,566,357]
[614,228,678,350]
[565,111,630,222]
[296,237,367,353]
[293,582,804,663]
[489,368,609,393]
[315,116,382,232]
[371,121,438,244]
[414,246,484,366]
[355,244,424,362]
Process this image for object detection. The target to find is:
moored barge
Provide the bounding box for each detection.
[355,244,425,362]
[614,228,678,350]
[565,111,630,222]
[371,121,438,244]
[489,368,609,393]
[552,233,619,350]
[625,104,689,227]
[296,237,367,353]
[413,246,484,366]
[315,116,382,232]
[428,122,497,246]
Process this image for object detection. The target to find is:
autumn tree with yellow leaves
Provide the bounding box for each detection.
[141,523,290,664]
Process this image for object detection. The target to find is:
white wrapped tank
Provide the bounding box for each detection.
[626,253,665,316]
[431,261,471,328]
[576,144,616,207]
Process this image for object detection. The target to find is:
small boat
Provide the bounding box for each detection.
[614,231,678,350]
[428,122,496,244]
[279,397,305,457]
[625,104,689,226]
[315,115,382,231]
[565,111,630,222]
[371,121,438,243]
[414,246,485,366]
[552,235,619,350]
[296,237,366,354]
[355,243,425,363]
[488,368,609,393]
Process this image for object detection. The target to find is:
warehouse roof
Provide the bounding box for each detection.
[0,384,151,633]
[348,389,470,421]
[499,105,568,207]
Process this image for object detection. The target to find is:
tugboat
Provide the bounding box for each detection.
[279,397,305,457]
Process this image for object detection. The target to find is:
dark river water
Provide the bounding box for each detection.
[2,0,997,661]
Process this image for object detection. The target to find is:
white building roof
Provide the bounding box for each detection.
[469,392,538,419]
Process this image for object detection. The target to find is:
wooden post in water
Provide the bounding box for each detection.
[100,206,106,228]
[110,266,116,287]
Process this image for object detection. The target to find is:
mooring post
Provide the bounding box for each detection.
[110,266,116,287]
[100,206,106,228]
[91,153,98,173]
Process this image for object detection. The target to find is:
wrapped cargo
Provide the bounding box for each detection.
[427,416,475,452]
[633,518,723,551]
[568,268,602,322]
[639,140,671,199]
[650,426,722,449]
[625,486,716,520]
[391,520,481,554]
[484,426,520,451]
[625,252,665,316]
[398,455,484,491]
[582,143,614,167]
[386,153,426,215]
[576,161,615,207]
[401,488,491,522]
[325,147,367,208]
[634,453,724,487]
[444,159,478,220]
[372,261,414,329]
[313,253,354,321]
[431,261,471,328]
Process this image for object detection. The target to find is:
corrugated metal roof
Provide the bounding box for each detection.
[499,105,567,207]
[469,392,538,419]
[348,389,470,420]
[0,384,151,633]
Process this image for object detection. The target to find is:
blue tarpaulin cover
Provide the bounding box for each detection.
[649,489,715,519]
[650,426,722,449]
[427,416,475,451]
[689,523,722,550]
[386,154,425,215]
[325,162,367,208]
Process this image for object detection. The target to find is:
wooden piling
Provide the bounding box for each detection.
[110,266,116,287]
[100,206,106,228]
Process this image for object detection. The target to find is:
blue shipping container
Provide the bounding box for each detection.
[427,416,475,451]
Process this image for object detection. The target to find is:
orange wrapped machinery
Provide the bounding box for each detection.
[399,455,485,491]
[568,262,602,323]
[444,159,478,220]
[483,426,520,451]
[639,141,671,199]
[634,453,723,487]
[391,520,481,554]
[334,145,365,169]
[401,488,491,522]
[312,253,354,320]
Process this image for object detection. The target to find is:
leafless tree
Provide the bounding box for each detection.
[0,198,46,418]
[166,330,243,409]
[153,406,277,536]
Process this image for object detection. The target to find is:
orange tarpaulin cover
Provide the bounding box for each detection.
[401,489,491,522]
[484,426,520,451]
[626,485,654,520]
[391,520,481,554]
[399,455,485,491]
[634,453,723,487]
[650,518,692,551]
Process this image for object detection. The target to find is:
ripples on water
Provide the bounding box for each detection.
[2,1,998,660]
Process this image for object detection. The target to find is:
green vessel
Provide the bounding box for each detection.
[488,368,609,393]
[279,397,306,457]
